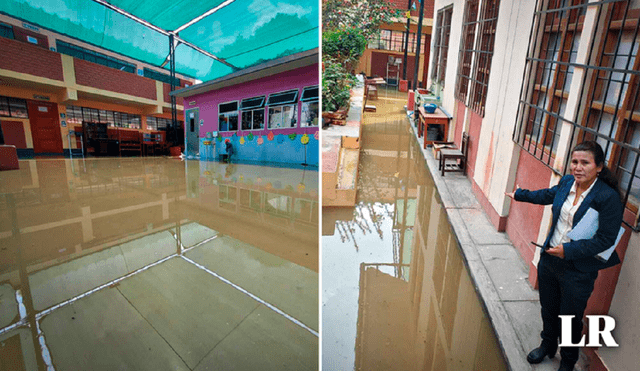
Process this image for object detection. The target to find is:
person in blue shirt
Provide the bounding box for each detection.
[506,141,623,371]
[224,139,233,163]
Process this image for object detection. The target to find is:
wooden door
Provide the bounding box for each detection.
[27,100,63,154]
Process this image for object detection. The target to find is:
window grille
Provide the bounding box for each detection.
[143,67,181,86]
[56,40,135,73]
[431,6,453,86]
[514,0,640,226]
[0,22,14,40]
[455,0,480,104]
[469,0,500,116]
[66,105,141,129]
[455,0,500,116]
[0,96,28,118]
[370,30,426,54]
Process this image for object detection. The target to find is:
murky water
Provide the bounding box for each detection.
[0,157,318,370]
[322,89,507,371]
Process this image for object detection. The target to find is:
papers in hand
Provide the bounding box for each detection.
[566,207,625,262]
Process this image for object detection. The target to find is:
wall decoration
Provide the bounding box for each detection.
[288,133,297,141]
[314,131,319,140]
[257,136,264,145]
[267,131,275,141]
[301,133,309,145]
[276,134,285,144]
[239,137,245,145]
[247,133,254,141]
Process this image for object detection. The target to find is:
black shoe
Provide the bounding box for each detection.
[526,345,557,364]
[558,360,575,371]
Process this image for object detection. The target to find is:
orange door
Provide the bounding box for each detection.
[27,100,63,154]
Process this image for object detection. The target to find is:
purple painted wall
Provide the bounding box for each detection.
[190,64,319,138]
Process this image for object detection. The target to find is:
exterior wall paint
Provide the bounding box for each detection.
[74,59,156,100]
[505,148,553,284]
[466,108,482,179]
[599,231,640,371]
[188,65,319,166]
[430,0,638,367]
[0,37,64,81]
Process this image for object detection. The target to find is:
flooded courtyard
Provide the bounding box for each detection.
[322,88,507,370]
[0,157,318,370]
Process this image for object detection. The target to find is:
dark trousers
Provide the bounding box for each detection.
[537,253,598,364]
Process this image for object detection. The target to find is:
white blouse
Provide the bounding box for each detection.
[549,178,598,248]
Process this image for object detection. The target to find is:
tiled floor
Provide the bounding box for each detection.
[0,157,318,370]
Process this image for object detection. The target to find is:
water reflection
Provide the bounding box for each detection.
[323,102,506,370]
[0,157,318,370]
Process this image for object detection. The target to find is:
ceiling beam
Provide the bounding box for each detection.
[173,0,236,34]
[89,0,237,70]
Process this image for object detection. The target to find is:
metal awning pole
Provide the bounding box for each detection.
[169,34,178,148]
[412,0,425,91]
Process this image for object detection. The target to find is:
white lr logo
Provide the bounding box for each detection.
[559,315,619,347]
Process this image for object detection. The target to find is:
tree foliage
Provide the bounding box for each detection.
[322,0,401,40]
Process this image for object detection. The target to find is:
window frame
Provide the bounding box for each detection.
[300,85,319,127]
[514,0,640,228]
[431,6,453,86]
[0,96,28,118]
[219,100,239,132]
[267,90,299,130]
[240,96,266,131]
[455,0,480,104]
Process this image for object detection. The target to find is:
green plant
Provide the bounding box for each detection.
[323,28,368,67]
[322,57,357,112]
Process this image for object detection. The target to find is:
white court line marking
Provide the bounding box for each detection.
[36,253,179,320]
[180,255,318,338]
[16,289,27,319]
[182,234,219,253]
[36,321,55,371]
[0,319,28,337]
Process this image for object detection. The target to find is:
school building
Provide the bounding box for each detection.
[428,0,639,369]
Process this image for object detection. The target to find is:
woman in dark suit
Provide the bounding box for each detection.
[506,141,623,371]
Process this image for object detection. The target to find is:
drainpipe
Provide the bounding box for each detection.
[412,0,425,91]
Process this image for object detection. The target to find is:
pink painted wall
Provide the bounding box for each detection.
[189,64,318,138]
[505,147,553,286]
[466,109,482,179]
[454,99,465,145]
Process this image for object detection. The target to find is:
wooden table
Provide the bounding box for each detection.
[416,106,451,149]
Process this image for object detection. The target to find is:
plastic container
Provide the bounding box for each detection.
[423,103,438,114]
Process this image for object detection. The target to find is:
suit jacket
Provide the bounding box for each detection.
[515,175,623,272]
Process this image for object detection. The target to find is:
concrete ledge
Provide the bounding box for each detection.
[322,77,365,207]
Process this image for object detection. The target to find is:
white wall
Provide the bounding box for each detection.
[599,232,640,370]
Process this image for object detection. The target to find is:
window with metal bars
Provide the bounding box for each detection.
[469,0,500,116]
[431,6,453,86]
[0,96,28,118]
[455,0,480,104]
[56,40,135,74]
[514,0,585,163]
[66,105,141,129]
[146,117,178,131]
[455,0,500,116]
[369,29,425,54]
[514,0,640,226]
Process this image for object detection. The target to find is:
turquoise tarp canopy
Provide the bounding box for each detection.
[1,0,318,81]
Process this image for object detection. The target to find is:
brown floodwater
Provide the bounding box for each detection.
[0,157,318,370]
[322,88,507,371]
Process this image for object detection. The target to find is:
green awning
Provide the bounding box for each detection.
[1,0,318,82]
